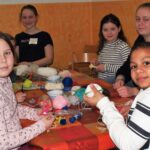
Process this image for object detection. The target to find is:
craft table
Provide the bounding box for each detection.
[20,71,129,150]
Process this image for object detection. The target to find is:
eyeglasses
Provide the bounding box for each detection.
[136,17,150,23]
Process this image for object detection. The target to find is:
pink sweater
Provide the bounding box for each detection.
[0,77,45,150]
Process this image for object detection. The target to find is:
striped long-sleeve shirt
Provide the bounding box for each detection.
[96,87,150,150]
[98,39,131,82]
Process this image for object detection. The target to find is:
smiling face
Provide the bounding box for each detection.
[20,8,37,30]
[136,7,150,39]
[130,47,150,89]
[0,39,14,78]
[102,22,120,43]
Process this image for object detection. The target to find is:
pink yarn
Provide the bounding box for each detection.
[52,95,69,109]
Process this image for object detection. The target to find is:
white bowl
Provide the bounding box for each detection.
[47,75,60,83]
[47,90,63,99]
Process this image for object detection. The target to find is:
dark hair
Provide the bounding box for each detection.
[4,33,15,41]
[136,2,150,12]
[19,4,38,21]
[98,13,127,52]
[132,42,150,50]
[0,32,14,55]
[131,42,150,57]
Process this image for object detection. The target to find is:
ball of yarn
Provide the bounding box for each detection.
[74,88,86,101]
[60,119,67,125]
[52,95,69,109]
[62,77,73,91]
[85,83,103,97]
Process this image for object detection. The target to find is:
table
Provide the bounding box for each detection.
[20,71,129,150]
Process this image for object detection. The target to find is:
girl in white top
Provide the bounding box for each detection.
[0,32,55,150]
[84,42,150,149]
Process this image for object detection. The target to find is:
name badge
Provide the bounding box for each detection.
[29,38,38,44]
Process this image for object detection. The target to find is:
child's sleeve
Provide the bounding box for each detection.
[0,96,46,149]
[17,104,41,121]
[96,96,148,150]
[0,115,45,149]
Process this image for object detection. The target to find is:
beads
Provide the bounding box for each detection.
[52,112,83,126]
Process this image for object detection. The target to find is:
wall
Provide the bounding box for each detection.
[92,0,150,46]
[0,0,149,68]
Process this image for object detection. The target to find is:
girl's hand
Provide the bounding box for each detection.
[84,84,105,106]
[95,64,104,72]
[116,86,139,98]
[119,100,133,118]
[113,75,125,89]
[15,92,26,103]
[113,79,125,89]
[41,113,55,130]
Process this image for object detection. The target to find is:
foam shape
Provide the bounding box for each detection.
[71,86,81,94]
[47,90,63,99]
[45,82,64,90]
[37,67,57,77]
[47,75,60,83]
[52,95,69,109]
[23,79,32,88]
[89,63,97,69]
[85,83,103,97]
[58,70,72,78]
[15,65,29,76]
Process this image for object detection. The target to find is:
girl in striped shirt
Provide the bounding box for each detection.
[91,14,131,83]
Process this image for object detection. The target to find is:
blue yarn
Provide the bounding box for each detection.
[69,112,83,123]
[62,105,68,110]
[60,119,67,125]
[62,77,73,91]
[69,117,76,123]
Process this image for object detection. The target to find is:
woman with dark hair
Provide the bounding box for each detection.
[114,2,150,98]
[15,4,54,67]
[91,13,131,83]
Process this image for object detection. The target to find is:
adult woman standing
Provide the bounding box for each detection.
[15,4,54,67]
[113,2,150,98]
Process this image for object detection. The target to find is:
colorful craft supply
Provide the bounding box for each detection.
[60,118,67,125]
[67,95,80,105]
[47,90,63,99]
[69,112,83,123]
[47,75,60,83]
[62,106,69,110]
[58,70,72,78]
[71,85,81,95]
[74,88,86,101]
[85,83,103,97]
[40,99,52,115]
[23,79,32,88]
[52,95,69,109]
[62,77,73,91]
